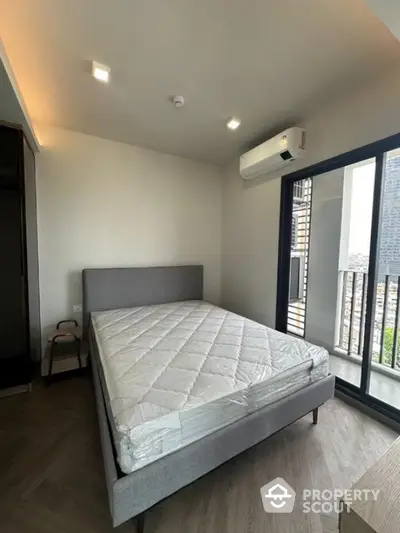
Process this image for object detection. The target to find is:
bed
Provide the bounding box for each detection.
[83,265,335,529]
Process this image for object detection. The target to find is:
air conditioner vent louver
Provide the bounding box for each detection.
[280,150,293,161]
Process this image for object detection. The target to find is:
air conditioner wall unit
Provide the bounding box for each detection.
[240,127,306,180]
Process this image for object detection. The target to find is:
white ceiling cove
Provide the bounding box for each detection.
[0,0,399,163]
[0,39,39,150]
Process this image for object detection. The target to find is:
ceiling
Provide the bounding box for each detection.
[0,0,399,163]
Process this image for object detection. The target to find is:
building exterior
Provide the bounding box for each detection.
[379,150,400,278]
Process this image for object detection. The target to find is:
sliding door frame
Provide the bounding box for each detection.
[359,154,384,394]
[275,132,400,423]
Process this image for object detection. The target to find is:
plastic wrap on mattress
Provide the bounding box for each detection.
[91,301,329,474]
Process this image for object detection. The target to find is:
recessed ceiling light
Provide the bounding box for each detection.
[92,61,110,83]
[226,117,241,131]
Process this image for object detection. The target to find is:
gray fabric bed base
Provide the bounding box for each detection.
[91,331,335,527]
[83,265,335,527]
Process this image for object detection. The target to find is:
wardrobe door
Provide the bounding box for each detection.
[0,127,29,389]
[0,188,27,359]
[23,136,41,361]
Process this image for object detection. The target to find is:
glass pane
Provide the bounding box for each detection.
[287,178,312,337]
[336,160,375,356]
[296,159,376,389]
[368,148,400,410]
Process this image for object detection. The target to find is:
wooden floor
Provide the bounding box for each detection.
[0,375,397,533]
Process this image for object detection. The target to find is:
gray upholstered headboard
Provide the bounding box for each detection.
[82,265,203,331]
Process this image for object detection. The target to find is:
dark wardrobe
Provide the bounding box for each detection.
[0,125,41,390]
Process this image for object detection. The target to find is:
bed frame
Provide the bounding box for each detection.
[82,265,335,529]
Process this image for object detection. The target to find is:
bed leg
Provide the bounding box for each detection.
[312,407,319,425]
[136,512,145,533]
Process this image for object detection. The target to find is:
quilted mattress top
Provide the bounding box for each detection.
[91,301,328,434]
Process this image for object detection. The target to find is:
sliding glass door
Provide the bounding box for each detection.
[367,148,400,411]
[334,158,376,391]
[276,134,400,422]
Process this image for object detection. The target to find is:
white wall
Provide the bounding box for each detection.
[36,125,222,347]
[221,67,400,328]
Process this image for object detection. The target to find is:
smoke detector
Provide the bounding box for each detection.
[173,96,185,108]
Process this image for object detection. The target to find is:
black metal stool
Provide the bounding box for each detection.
[47,320,82,385]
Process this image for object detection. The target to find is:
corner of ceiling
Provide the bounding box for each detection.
[364,0,400,42]
[0,37,40,152]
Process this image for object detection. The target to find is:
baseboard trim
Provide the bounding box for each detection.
[0,383,31,398]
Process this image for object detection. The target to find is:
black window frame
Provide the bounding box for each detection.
[275,131,400,424]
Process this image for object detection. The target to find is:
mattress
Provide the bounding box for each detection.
[91,301,329,474]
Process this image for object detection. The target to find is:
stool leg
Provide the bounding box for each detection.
[48,340,56,386]
[76,337,82,369]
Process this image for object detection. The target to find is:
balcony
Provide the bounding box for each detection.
[330,355,400,411]
[333,270,400,410]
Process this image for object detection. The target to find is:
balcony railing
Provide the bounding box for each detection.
[338,270,400,371]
